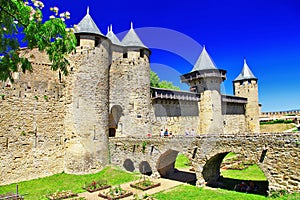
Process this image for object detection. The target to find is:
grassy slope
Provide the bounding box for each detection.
[0,166,138,200]
[221,164,267,181]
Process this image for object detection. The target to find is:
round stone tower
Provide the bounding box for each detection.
[64,7,110,173]
[181,46,226,134]
[108,23,152,136]
[233,59,260,133]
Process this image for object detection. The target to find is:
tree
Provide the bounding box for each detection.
[0,0,77,81]
[150,70,180,90]
[150,70,160,87]
[158,80,180,90]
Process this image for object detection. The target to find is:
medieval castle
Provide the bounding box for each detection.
[0,8,260,185]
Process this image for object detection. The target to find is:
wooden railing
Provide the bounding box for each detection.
[151,87,200,101]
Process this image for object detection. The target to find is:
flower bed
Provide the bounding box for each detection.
[98,186,133,200]
[47,190,77,200]
[130,179,161,191]
[0,192,23,200]
[83,180,111,193]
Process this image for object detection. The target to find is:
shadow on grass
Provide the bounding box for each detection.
[160,168,268,196]
[207,176,269,196]
[161,168,197,185]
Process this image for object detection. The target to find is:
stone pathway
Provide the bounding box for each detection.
[78,178,183,200]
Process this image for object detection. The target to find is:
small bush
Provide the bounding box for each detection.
[269,190,288,198]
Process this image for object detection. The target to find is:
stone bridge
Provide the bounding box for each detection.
[109,133,300,193]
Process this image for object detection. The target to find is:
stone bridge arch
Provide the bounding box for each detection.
[109,133,300,194]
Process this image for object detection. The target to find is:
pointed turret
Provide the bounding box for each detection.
[106,25,122,46]
[121,22,147,49]
[234,59,257,81]
[180,46,226,134]
[76,7,103,35]
[181,46,227,86]
[192,46,218,71]
[233,59,260,133]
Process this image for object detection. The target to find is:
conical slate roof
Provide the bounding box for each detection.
[234,59,257,81]
[121,22,147,48]
[76,7,103,36]
[191,46,218,72]
[106,25,122,46]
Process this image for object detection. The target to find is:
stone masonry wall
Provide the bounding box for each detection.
[151,116,199,136]
[0,49,65,186]
[223,114,246,134]
[234,80,260,133]
[109,48,153,136]
[199,90,223,134]
[63,38,110,174]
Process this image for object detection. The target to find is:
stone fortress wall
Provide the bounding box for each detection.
[0,9,262,187]
[0,49,66,185]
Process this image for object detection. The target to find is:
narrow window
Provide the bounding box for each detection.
[123,51,128,58]
[59,71,62,83]
[95,38,100,47]
[76,36,80,46]
[140,49,144,58]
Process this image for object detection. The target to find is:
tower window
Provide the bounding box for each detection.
[140,49,144,58]
[76,36,80,46]
[123,52,128,58]
[95,38,100,47]
[59,71,62,83]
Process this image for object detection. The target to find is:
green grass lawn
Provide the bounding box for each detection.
[221,164,267,181]
[224,152,237,159]
[0,166,138,200]
[152,185,300,200]
[175,153,191,169]
[153,185,267,200]
[0,165,299,200]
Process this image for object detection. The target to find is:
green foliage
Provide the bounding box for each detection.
[43,95,48,101]
[0,0,77,82]
[1,94,4,99]
[175,153,191,169]
[270,190,288,198]
[34,95,38,100]
[142,141,147,154]
[150,70,180,90]
[158,80,180,90]
[150,71,160,87]
[260,119,293,125]
[83,179,108,190]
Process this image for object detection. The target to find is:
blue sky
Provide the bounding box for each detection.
[43,0,300,112]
